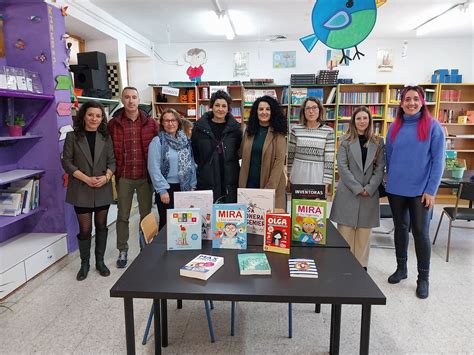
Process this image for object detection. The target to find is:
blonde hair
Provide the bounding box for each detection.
[344,106,379,146]
[299,97,326,125]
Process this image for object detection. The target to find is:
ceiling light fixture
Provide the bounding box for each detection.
[212,0,236,40]
[414,1,471,36]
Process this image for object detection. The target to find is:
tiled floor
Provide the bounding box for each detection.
[1,205,473,354]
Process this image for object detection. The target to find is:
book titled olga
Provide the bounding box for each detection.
[174,190,213,240]
[180,254,224,280]
[212,204,247,249]
[291,199,327,245]
[263,213,291,254]
[237,188,275,236]
[167,208,202,250]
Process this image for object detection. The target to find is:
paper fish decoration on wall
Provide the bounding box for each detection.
[29,15,41,23]
[15,39,25,50]
[34,52,47,63]
[300,0,386,63]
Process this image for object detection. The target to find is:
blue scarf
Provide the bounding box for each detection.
[159,130,194,191]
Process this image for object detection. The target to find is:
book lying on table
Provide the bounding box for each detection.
[289,258,318,278]
[180,254,224,280]
[237,188,275,236]
[238,253,271,275]
[263,213,291,254]
[212,204,247,249]
[174,190,213,240]
[167,208,202,251]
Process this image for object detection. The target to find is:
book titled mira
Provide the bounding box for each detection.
[212,204,247,249]
[291,199,327,245]
[180,254,224,280]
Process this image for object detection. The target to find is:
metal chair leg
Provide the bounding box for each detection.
[204,300,215,343]
[177,300,182,309]
[446,220,453,262]
[288,303,293,338]
[433,211,445,245]
[142,303,154,345]
[210,300,214,309]
[231,301,236,336]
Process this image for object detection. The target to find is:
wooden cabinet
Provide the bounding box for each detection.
[198,85,243,122]
[242,85,288,124]
[151,85,198,120]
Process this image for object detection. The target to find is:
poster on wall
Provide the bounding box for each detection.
[326,49,350,69]
[273,51,296,69]
[377,48,394,72]
[233,52,249,77]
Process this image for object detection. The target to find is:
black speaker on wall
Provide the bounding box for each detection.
[72,68,109,90]
[77,51,107,71]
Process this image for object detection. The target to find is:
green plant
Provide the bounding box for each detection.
[453,159,466,169]
[10,114,26,127]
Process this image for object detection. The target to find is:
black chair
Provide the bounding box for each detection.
[433,182,474,262]
[371,204,395,249]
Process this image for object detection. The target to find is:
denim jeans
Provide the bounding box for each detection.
[387,193,431,270]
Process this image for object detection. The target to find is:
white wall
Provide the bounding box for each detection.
[151,37,473,85]
[127,57,158,102]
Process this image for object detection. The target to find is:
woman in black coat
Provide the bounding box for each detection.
[62,101,115,281]
[191,90,242,202]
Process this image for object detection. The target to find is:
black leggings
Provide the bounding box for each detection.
[74,205,110,240]
[387,194,431,269]
[155,183,181,230]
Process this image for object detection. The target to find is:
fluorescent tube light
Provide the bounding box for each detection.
[414,1,471,36]
[218,10,235,40]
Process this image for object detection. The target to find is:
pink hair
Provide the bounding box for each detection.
[389,86,432,143]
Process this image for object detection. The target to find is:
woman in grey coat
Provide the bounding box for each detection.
[62,101,115,281]
[330,106,385,268]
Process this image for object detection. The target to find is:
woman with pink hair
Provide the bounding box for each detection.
[385,86,445,299]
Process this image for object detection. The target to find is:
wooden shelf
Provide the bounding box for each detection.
[0,169,44,185]
[439,101,474,104]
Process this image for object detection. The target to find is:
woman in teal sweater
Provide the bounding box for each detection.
[385,86,445,299]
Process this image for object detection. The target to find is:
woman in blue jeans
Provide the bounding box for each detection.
[385,86,445,299]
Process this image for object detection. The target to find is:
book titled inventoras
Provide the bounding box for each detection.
[263,213,291,254]
[291,199,327,245]
[237,188,275,236]
[238,253,271,275]
[212,204,247,249]
[174,190,213,240]
[291,184,326,200]
[289,258,318,278]
[167,208,202,251]
[180,254,224,280]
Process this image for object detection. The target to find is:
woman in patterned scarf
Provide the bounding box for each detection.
[148,108,196,230]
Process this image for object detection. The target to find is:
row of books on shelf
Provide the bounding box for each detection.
[243,89,279,105]
[0,178,40,216]
[440,89,462,102]
[338,105,383,118]
[339,92,383,104]
[180,253,318,280]
[336,121,382,135]
[388,88,435,103]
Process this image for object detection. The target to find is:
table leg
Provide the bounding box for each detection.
[153,299,161,355]
[160,299,168,347]
[177,299,183,309]
[315,303,321,313]
[360,304,372,355]
[329,304,341,355]
[124,298,135,355]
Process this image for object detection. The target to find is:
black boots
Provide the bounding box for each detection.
[77,236,91,281]
[416,268,429,299]
[388,257,408,284]
[95,228,111,277]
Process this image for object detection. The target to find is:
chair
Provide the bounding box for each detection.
[433,182,474,262]
[139,212,216,345]
[371,204,395,249]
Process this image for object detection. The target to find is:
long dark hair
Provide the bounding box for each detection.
[73,101,108,138]
[246,96,288,136]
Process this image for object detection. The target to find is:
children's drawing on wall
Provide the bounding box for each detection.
[300,0,387,63]
[326,49,350,69]
[185,48,207,82]
[273,51,296,69]
[377,48,394,72]
[233,52,249,77]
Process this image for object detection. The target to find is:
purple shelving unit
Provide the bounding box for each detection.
[0,1,76,250]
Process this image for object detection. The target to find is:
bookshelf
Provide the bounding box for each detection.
[0,3,69,300]
[437,83,474,172]
[151,84,198,120]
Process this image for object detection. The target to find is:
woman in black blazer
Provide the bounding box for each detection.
[62,101,115,281]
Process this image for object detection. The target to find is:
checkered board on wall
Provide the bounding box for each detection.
[107,63,121,98]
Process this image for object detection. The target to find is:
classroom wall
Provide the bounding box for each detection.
[127,36,473,102]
